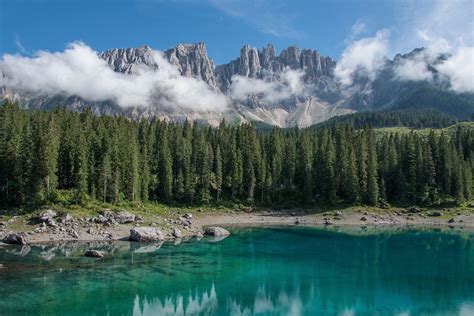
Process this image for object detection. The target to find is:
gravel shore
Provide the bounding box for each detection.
[1,208,473,244]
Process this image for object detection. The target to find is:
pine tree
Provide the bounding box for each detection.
[158,126,173,202]
[196,134,211,203]
[367,143,379,205]
[215,144,223,203]
[324,136,337,204]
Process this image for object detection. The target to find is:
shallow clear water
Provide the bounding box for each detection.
[0,226,473,315]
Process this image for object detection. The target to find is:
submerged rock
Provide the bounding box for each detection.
[3,232,29,245]
[84,250,105,258]
[129,227,164,242]
[134,243,162,253]
[204,226,230,236]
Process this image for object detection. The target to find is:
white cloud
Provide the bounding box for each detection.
[337,2,474,94]
[230,68,306,103]
[335,29,390,86]
[351,20,366,36]
[436,46,474,93]
[394,0,473,54]
[388,0,474,92]
[394,49,434,82]
[206,0,304,39]
[14,34,28,55]
[392,32,474,92]
[0,42,228,111]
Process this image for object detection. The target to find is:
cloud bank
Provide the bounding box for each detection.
[334,0,474,93]
[334,30,389,86]
[0,42,228,111]
[230,68,307,103]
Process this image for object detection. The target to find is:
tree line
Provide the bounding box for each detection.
[314,109,459,130]
[1,102,473,208]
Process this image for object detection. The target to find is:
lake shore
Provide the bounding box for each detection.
[1,206,474,245]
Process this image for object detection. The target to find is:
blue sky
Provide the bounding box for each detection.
[0,0,472,64]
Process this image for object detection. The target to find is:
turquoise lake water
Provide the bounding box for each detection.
[0,226,473,315]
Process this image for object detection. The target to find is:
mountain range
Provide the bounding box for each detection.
[1,42,473,127]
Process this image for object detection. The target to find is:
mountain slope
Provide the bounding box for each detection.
[1,42,473,127]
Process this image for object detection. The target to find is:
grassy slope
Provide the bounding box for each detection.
[374,122,474,137]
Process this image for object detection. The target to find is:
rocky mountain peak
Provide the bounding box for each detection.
[100,45,157,74]
[279,46,302,69]
[100,42,219,88]
[238,44,261,77]
[164,42,218,88]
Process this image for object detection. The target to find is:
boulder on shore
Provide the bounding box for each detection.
[60,213,74,224]
[84,250,105,258]
[130,227,164,242]
[172,227,182,238]
[114,211,136,224]
[104,210,135,224]
[39,209,57,223]
[324,219,333,226]
[3,232,29,245]
[204,226,230,236]
[407,207,421,214]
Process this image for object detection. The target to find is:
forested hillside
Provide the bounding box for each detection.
[313,109,460,130]
[1,102,473,208]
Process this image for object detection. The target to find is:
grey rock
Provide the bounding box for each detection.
[360,216,368,221]
[447,218,455,223]
[408,207,421,214]
[172,227,182,238]
[46,217,57,227]
[134,243,162,253]
[60,213,74,224]
[129,227,164,242]
[84,250,105,258]
[104,211,135,224]
[183,213,193,219]
[429,211,442,217]
[39,209,57,222]
[324,219,333,226]
[114,211,135,224]
[3,232,29,245]
[295,218,301,225]
[204,226,230,237]
[94,215,108,224]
